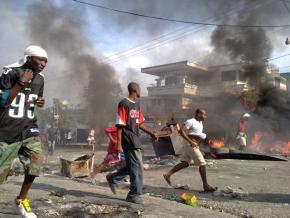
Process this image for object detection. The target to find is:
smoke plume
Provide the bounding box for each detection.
[208,0,290,147]
[27,1,122,129]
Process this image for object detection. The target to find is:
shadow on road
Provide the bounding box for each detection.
[13,181,135,206]
[143,184,290,204]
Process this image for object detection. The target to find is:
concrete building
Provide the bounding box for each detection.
[141,61,208,121]
[280,72,290,92]
[141,61,286,122]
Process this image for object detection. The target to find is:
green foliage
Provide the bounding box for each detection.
[240,88,260,108]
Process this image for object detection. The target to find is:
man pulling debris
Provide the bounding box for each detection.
[0,45,48,218]
[237,113,250,151]
[163,109,217,192]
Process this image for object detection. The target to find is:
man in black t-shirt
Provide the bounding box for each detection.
[47,126,57,155]
[106,82,159,204]
[0,45,48,218]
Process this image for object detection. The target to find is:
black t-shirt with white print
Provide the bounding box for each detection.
[116,98,145,150]
[0,67,44,144]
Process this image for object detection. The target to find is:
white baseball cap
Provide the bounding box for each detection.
[242,113,251,118]
[4,45,48,69]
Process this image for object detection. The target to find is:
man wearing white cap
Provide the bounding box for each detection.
[0,45,48,218]
[236,113,250,151]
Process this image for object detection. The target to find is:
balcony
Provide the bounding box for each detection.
[147,83,197,96]
[196,83,248,97]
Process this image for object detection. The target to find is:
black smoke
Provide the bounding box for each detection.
[208,0,290,147]
[26,1,122,130]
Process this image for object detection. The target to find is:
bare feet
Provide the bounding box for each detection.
[203,184,217,192]
[163,174,172,186]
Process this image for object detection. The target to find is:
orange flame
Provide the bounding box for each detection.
[281,142,290,154]
[271,141,290,155]
[249,132,290,155]
[209,139,225,149]
[249,132,263,151]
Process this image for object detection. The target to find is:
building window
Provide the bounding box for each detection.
[165,76,177,86]
[221,71,236,81]
[238,71,246,82]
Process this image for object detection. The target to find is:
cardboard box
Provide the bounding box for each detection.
[60,153,94,178]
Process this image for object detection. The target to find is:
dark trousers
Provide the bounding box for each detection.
[109,149,143,198]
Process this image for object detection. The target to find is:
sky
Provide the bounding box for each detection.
[1,0,290,106]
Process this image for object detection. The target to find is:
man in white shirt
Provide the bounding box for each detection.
[163,109,216,192]
[236,113,250,151]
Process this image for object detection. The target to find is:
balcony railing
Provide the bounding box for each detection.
[147,83,197,96]
[147,82,249,97]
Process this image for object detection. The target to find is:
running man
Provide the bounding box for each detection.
[0,45,48,218]
[90,124,126,184]
[163,109,217,192]
[106,82,159,204]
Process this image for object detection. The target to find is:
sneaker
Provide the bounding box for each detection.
[123,178,130,185]
[17,198,37,218]
[106,174,116,194]
[90,178,97,185]
[126,196,143,204]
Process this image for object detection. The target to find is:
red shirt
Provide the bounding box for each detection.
[238,120,246,133]
[115,98,145,150]
[105,127,118,153]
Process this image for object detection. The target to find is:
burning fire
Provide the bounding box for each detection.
[281,142,290,154]
[249,132,263,151]
[209,139,225,149]
[249,132,290,155]
[270,142,290,155]
[207,132,290,155]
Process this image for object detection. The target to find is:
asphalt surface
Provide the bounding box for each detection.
[0,145,289,218]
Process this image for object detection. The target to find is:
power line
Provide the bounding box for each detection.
[106,26,286,65]
[278,65,290,69]
[281,0,290,17]
[22,1,261,84]
[100,25,189,62]
[102,0,273,64]
[72,0,290,28]
[43,52,290,84]
[267,53,290,61]
[100,0,260,63]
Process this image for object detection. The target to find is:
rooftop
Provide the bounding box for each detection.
[280,72,290,77]
[141,60,208,76]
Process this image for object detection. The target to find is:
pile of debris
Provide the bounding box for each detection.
[144,155,179,166]
[38,202,130,218]
[213,186,249,199]
[41,165,53,174]
[9,160,54,177]
[206,160,218,168]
